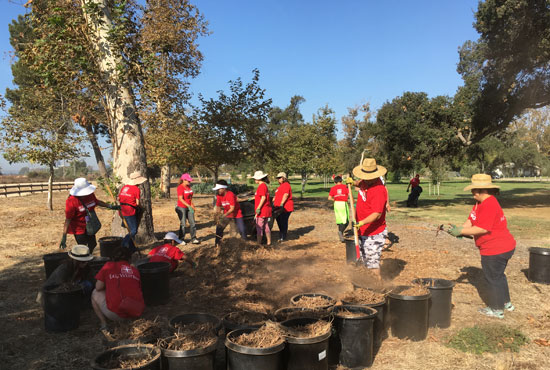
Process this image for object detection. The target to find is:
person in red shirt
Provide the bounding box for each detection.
[406,174,422,207]
[92,246,144,333]
[175,173,199,245]
[351,158,388,280]
[213,180,247,246]
[59,178,119,253]
[328,175,349,242]
[407,174,420,192]
[447,174,516,319]
[274,172,294,242]
[148,232,196,272]
[253,170,272,246]
[118,172,147,253]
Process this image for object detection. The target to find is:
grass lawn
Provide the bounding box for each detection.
[282,178,550,245]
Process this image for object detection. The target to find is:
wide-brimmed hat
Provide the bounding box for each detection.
[212,184,228,191]
[129,171,147,185]
[69,178,96,196]
[463,174,500,191]
[164,232,182,244]
[68,245,93,262]
[276,172,287,179]
[352,158,387,180]
[180,173,193,182]
[252,170,268,180]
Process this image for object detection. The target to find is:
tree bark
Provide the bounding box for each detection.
[160,164,171,198]
[47,163,54,211]
[301,172,308,199]
[81,0,155,244]
[84,123,108,177]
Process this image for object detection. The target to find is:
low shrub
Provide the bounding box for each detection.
[447,324,528,354]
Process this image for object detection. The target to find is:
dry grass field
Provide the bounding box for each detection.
[0,186,549,369]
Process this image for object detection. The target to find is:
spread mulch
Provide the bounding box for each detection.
[230,322,284,348]
[293,295,334,308]
[158,323,217,351]
[283,320,331,338]
[340,288,385,304]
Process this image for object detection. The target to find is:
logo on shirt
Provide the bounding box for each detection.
[121,265,133,274]
[470,211,477,221]
[337,189,342,195]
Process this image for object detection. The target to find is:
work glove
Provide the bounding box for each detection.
[188,208,195,214]
[353,220,363,229]
[345,177,354,185]
[59,234,67,249]
[447,224,463,237]
[255,208,261,215]
[107,203,121,210]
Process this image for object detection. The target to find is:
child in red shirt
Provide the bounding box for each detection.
[328,175,349,242]
[253,171,272,246]
[148,232,196,272]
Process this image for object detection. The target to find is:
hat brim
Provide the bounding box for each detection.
[352,165,387,180]
[165,236,183,244]
[69,252,93,262]
[252,174,268,180]
[130,177,147,185]
[212,185,228,191]
[69,184,96,196]
[463,184,500,191]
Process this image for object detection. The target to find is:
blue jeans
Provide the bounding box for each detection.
[122,215,138,253]
[215,217,247,246]
[480,249,514,310]
[175,206,196,240]
[275,211,292,240]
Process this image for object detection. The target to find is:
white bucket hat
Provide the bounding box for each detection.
[129,171,147,185]
[212,184,228,191]
[69,178,96,196]
[164,232,182,244]
[68,245,94,262]
[276,172,287,179]
[252,170,268,180]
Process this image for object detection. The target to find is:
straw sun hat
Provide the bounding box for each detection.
[463,174,500,191]
[129,171,147,185]
[252,170,268,180]
[276,172,287,179]
[352,158,387,180]
[68,245,93,262]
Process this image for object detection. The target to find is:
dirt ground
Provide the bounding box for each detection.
[0,189,549,369]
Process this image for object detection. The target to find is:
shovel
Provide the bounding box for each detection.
[347,180,360,260]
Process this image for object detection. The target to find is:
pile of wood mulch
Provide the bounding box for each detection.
[158,323,217,351]
[283,320,332,338]
[334,308,371,318]
[293,295,334,308]
[396,285,429,296]
[230,322,284,348]
[110,317,169,342]
[340,288,385,305]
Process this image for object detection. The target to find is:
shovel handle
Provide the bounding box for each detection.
[347,182,361,260]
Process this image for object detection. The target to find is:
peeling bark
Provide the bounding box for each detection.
[160,164,171,198]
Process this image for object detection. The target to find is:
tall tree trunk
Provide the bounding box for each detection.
[301,172,308,199]
[160,164,171,198]
[81,0,155,244]
[47,163,54,211]
[84,123,108,177]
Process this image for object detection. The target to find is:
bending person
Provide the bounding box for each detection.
[213,180,247,247]
[148,232,196,272]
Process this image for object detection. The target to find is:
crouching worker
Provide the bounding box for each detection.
[213,180,247,247]
[92,246,144,333]
[148,232,196,272]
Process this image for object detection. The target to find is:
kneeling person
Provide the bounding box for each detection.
[148,232,196,272]
[213,180,247,246]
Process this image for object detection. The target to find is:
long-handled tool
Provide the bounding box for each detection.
[104,184,142,255]
[347,179,361,260]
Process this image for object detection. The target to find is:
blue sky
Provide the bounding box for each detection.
[0,0,480,173]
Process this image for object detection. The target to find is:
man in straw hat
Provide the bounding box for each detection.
[351,158,389,279]
[118,171,147,252]
[447,174,516,319]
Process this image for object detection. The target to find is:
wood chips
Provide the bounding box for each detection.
[283,320,331,338]
[111,317,169,342]
[340,288,385,305]
[99,351,155,369]
[335,308,370,318]
[226,311,268,325]
[158,323,217,351]
[230,322,284,348]
[276,308,329,321]
[397,285,429,296]
[293,295,334,308]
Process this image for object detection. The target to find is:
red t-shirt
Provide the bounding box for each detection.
[216,191,243,218]
[274,182,294,212]
[95,261,144,318]
[148,243,185,272]
[254,182,272,217]
[409,177,420,188]
[329,184,349,202]
[356,179,388,236]
[118,184,140,217]
[468,195,516,256]
[177,184,193,208]
[65,193,98,235]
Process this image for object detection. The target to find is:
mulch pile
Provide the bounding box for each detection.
[109,317,170,342]
[397,285,429,296]
[340,288,385,304]
[283,320,331,338]
[276,308,329,321]
[159,323,217,351]
[335,308,370,318]
[293,295,334,308]
[230,322,284,348]
[98,351,156,369]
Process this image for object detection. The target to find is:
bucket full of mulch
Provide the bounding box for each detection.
[158,322,219,370]
[138,262,171,306]
[105,318,171,347]
[280,317,332,370]
[170,313,222,336]
[92,343,161,370]
[43,252,69,279]
[290,293,335,310]
[412,278,455,328]
[528,247,550,284]
[43,283,83,332]
[388,285,431,341]
[225,323,285,370]
[332,305,377,369]
[274,307,331,322]
[222,311,270,334]
[99,236,123,259]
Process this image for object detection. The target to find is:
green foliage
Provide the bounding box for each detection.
[96,175,122,199]
[447,324,528,354]
[460,164,479,179]
[149,178,162,199]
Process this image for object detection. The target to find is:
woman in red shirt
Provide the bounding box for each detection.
[213,180,247,246]
[253,170,272,246]
[274,172,294,242]
[118,172,147,253]
[328,175,349,242]
[448,174,516,319]
[175,173,199,245]
[59,178,119,252]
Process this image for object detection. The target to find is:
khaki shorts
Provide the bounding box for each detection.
[92,289,124,322]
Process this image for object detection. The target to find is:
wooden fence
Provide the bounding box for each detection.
[1,182,73,197]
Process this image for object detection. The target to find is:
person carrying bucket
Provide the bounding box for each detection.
[148,232,196,273]
[213,180,247,246]
[253,170,272,246]
[118,172,147,253]
[175,173,200,245]
[350,158,388,280]
[328,175,349,242]
[447,174,516,319]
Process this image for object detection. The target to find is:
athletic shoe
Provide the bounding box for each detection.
[478,307,504,319]
[191,239,200,244]
[504,302,515,311]
[178,241,186,246]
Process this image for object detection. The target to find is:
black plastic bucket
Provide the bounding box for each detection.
[344,239,358,263]
[225,328,285,370]
[281,317,332,370]
[89,256,110,277]
[528,247,550,284]
[170,313,222,335]
[43,284,82,332]
[92,343,161,370]
[412,278,455,328]
[160,335,218,370]
[43,252,69,279]
[99,236,123,259]
[332,305,377,369]
[342,293,387,350]
[290,293,335,310]
[388,286,431,341]
[222,311,270,334]
[138,262,170,306]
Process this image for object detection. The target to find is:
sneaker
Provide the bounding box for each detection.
[178,241,186,246]
[478,307,504,319]
[191,239,200,244]
[504,302,515,311]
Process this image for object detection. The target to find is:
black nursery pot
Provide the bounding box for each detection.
[290,293,335,310]
[99,236,123,259]
[412,278,455,328]
[225,328,285,370]
[92,344,161,370]
[169,313,222,335]
[43,252,69,279]
[43,284,82,333]
[138,262,170,306]
[528,247,550,284]
[388,286,431,341]
[160,335,218,370]
[280,317,332,370]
